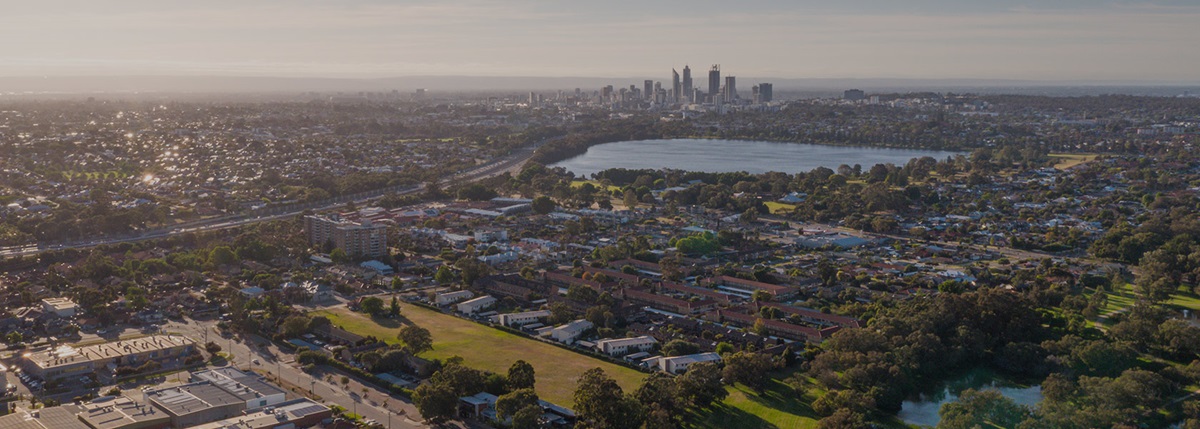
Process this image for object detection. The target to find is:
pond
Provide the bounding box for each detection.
[549,138,963,176]
[897,367,1043,427]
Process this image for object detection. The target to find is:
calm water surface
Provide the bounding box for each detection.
[550,138,963,176]
[897,367,1043,427]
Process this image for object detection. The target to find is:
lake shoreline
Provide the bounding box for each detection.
[550,138,965,177]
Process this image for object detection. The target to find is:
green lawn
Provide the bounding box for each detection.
[312,305,645,407]
[689,370,824,429]
[764,202,797,215]
[570,180,622,193]
[1048,153,1097,170]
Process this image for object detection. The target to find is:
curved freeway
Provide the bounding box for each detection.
[0,137,558,258]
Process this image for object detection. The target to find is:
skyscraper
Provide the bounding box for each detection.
[644,80,653,101]
[682,65,693,102]
[759,83,773,102]
[724,76,737,101]
[672,69,682,103]
[708,65,721,99]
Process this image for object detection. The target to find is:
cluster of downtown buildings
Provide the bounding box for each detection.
[528,64,774,111]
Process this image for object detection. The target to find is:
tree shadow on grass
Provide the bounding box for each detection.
[741,378,823,421]
[368,314,414,328]
[688,400,778,429]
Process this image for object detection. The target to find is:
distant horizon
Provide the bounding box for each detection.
[3,1,1198,84]
[2,74,1199,96]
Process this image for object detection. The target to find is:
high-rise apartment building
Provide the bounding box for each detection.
[672,69,682,103]
[304,214,388,258]
[708,65,721,98]
[682,65,693,102]
[758,83,773,103]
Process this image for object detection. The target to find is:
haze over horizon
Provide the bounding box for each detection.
[4,0,1200,86]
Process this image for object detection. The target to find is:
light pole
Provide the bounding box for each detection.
[385,401,391,429]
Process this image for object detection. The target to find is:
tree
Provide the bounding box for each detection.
[398,325,433,355]
[496,388,539,420]
[532,196,556,215]
[675,362,727,408]
[208,245,238,266]
[512,404,542,429]
[817,408,870,429]
[434,266,454,285]
[508,360,536,390]
[329,248,349,264]
[937,388,1029,429]
[413,383,457,424]
[205,342,222,354]
[752,289,772,303]
[389,296,401,317]
[281,315,311,337]
[661,339,701,357]
[623,190,639,209]
[360,296,385,316]
[722,352,776,392]
[574,368,644,429]
[634,373,678,414]
[430,362,486,397]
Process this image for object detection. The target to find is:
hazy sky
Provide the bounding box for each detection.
[3,0,1199,82]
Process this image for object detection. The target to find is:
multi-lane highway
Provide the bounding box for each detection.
[0,138,555,258]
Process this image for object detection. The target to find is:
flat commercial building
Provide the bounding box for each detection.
[190,367,288,410]
[77,396,170,429]
[184,399,331,429]
[42,297,79,318]
[145,382,247,428]
[144,368,286,428]
[22,335,195,381]
[304,214,387,258]
[0,406,91,429]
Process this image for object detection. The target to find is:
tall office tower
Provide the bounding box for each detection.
[672,69,682,103]
[682,65,693,102]
[759,83,773,102]
[654,81,662,94]
[575,88,582,99]
[529,92,537,105]
[708,65,721,98]
[644,80,653,100]
[724,76,737,101]
[752,85,760,103]
[602,85,614,101]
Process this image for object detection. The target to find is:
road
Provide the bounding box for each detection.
[0,137,555,258]
[163,316,431,429]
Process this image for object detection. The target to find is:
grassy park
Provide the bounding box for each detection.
[691,372,824,429]
[1049,153,1098,170]
[764,201,797,214]
[313,304,645,407]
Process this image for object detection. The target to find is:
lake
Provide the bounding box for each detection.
[549,138,963,177]
[897,367,1043,427]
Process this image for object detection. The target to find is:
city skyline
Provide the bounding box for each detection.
[2,1,1199,83]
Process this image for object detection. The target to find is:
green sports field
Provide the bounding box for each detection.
[312,304,645,407]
